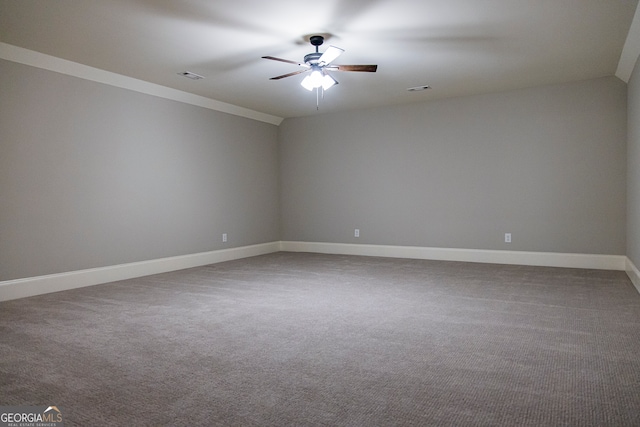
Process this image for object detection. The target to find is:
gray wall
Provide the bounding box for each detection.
[0,59,280,281]
[629,56,640,268]
[279,77,627,255]
[1,58,631,282]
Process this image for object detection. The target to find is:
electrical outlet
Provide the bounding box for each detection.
[504,233,511,243]
[354,229,360,238]
[222,233,227,243]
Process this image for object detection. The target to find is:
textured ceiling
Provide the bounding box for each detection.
[0,0,638,119]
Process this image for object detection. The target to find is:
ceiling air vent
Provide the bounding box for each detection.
[177,71,204,80]
[407,85,431,92]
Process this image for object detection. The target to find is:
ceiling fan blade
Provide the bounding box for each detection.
[318,46,344,65]
[269,69,308,80]
[330,64,378,72]
[262,56,305,66]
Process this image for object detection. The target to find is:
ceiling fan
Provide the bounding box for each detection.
[262,35,377,91]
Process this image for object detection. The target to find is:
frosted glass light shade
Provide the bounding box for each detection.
[301,68,338,91]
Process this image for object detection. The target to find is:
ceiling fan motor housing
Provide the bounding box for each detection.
[304,52,323,64]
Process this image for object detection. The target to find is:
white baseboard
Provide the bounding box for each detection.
[2,241,632,302]
[280,241,627,271]
[627,258,640,294]
[0,242,280,302]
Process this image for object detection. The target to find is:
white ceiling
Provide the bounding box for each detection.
[1,0,638,119]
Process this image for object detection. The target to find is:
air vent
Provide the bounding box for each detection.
[177,71,204,80]
[407,85,431,92]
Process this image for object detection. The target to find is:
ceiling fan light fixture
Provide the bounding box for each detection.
[300,75,314,91]
[321,73,338,90]
[264,34,377,98]
[301,67,324,91]
[309,68,323,86]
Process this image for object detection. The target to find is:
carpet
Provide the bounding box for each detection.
[1,252,639,426]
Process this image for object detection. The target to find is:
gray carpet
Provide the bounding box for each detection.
[1,252,640,426]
